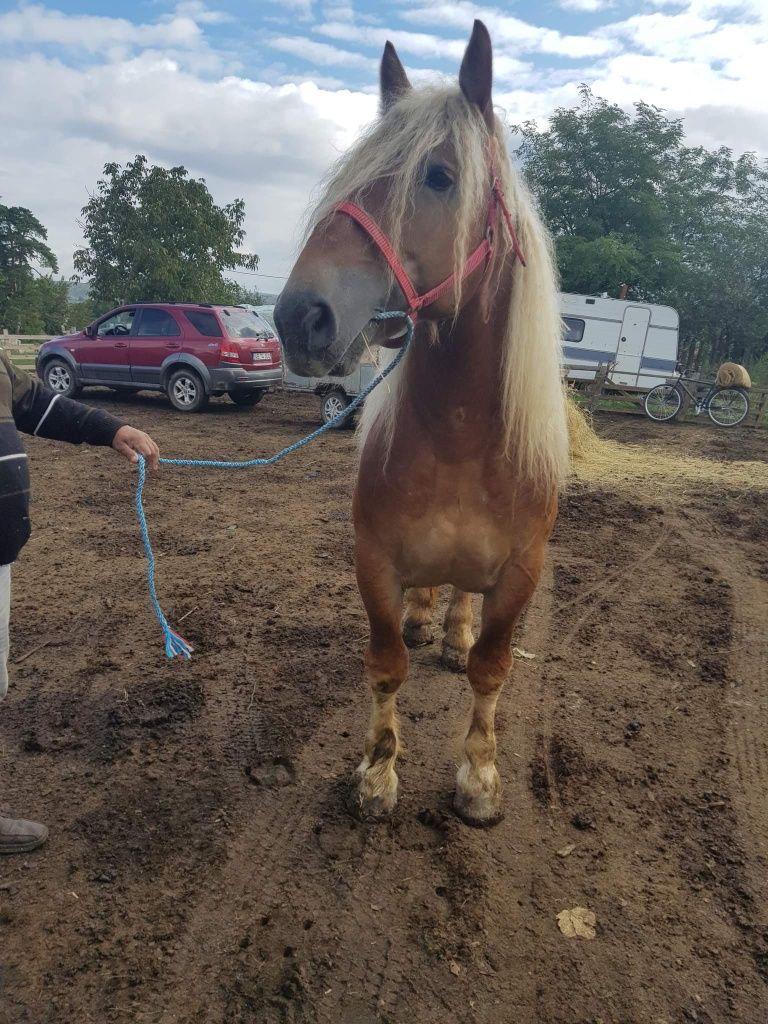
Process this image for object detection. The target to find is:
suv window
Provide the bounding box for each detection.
[97,310,135,336]
[137,308,181,337]
[219,307,271,339]
[184,310,223,338]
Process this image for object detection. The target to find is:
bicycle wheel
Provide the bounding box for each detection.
[707,387,749,427]
[644,384,682,422]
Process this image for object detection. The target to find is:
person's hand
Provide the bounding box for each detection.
[111,425,160,471]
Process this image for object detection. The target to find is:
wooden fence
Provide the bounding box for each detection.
[0,333,53,373]
[578,363,768,429]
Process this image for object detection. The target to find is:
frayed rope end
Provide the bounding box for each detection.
[163,627,194,660]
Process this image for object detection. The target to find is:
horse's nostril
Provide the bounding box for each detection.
[303,302,334,352]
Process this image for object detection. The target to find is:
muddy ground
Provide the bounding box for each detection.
[1,388,767,1024]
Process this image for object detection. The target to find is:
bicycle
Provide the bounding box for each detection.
[644,372,750,427]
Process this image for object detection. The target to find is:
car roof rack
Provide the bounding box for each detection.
[141,300,217,307]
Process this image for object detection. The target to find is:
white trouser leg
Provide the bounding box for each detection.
[0,564,10,703]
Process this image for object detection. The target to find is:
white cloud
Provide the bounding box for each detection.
[315,19,531,79]
[274,72,349,89]
[269,35,374,69]
[0,4,203,51]
[317,21,467,60]
[322,3,356,20]
[559,0,614,10]
[173,1,234,24]
[398,1,618,58]
[0,51,377,279]
[263,0,315,17]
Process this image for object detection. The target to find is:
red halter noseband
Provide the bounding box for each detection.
[335,168,526,320]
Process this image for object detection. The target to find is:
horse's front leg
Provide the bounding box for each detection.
[455,556,543,826]
[354,538,408,821]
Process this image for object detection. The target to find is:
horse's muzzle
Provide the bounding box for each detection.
[274,289,340,376]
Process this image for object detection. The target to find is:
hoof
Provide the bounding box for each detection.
[441,643,468,672]
[454,762,503,827]
[403,622,434,648]
[353,793,396,823]
[453,789,504,828]
[351,762,398,822]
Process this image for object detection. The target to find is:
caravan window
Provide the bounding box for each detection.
[563,317,585,343]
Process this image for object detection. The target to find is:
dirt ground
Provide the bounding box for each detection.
[1,388,767,1024]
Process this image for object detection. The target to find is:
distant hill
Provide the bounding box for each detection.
[68,281,91,302]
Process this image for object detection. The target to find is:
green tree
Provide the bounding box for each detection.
[221,280,264,306]
[516,88,768,371]
[65,297,95,332]
[29,276,70,334]
[0,203,58,332]
[74,155,259,310]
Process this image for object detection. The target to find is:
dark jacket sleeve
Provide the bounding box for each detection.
[3,353,124,446]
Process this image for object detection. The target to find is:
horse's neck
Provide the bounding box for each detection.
[402,290,508,442]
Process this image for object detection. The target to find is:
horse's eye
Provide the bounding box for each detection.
[425,165,453,192]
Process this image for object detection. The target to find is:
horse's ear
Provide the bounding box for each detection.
[459,20,494,129]
[380,41,411,112]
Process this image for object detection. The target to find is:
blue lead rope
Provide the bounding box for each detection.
[135,311,413,659]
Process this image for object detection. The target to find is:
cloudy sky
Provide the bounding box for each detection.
[1,0,766,289]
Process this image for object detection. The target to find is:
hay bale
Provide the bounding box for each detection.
[716,362,752,388]
[565,388,599,463]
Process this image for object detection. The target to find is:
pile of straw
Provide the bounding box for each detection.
[565,388,600,464]
[574,436,768,492]
[563,387,768,494]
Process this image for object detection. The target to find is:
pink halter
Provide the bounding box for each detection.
[335,166,526,320]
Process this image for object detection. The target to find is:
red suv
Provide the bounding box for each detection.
[36,303,283,412]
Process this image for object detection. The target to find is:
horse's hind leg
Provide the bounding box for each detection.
[441,588,474,671]
[403,587,437,647]
[454,560,541,826]
[354,541,408,821]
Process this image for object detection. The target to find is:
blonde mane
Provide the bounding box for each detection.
[307,86,569,491]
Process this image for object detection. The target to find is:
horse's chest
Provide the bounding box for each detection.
[390,481,515,590]
[396,517,504,590]
[356,429,538,591]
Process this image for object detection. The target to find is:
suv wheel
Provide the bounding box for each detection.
[229,390,265,407]
[167,368,208,413]
[43,358,81,397]
[321,389,354,429]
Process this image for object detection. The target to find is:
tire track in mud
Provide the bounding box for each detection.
[542,485,768,1023]
[719,574,768,822]
[692,557,768,989]
[149,671,354,1023]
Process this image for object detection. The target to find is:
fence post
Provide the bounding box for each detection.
[587,363,610,413]
[752,389,768,429]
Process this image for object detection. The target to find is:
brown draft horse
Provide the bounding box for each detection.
[275,21,569,826]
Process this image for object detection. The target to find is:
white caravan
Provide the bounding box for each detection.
[560,292,679,390]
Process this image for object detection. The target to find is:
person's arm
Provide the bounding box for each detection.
[3,352,159,468]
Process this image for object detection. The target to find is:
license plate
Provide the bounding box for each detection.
[252,352,271,362]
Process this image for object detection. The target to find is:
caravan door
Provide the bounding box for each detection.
[613,306,650,385]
